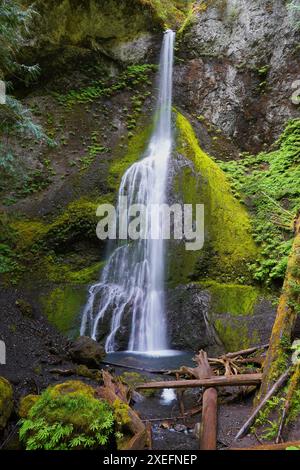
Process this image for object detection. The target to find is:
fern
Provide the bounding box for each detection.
[19,383,116,450]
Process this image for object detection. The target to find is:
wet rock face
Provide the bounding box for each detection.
[175,0,300,151]
[166,283,276,354]
[21,0,159,73]
[166,284,224,355]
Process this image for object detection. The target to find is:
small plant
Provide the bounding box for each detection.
[218,119,300,285]
[19,381,115,450]
[54,64,156,109]
[79,131,109,170]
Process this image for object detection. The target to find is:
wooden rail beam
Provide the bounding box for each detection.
[136,373,262,390]
[229,440,300,451]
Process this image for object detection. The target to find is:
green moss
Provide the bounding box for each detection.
[190,281,261,351]
[75,365,102,382]
[168,111,257,285]
[2,195,111,286]
[138,0,194,28]
[120,371,157,397]
[19,380,115,450]
[18,395,39,419]
[55,64,156,109]
[11,196,112,254]
[40,286,87,337]
[43,257,104,284]
[108,124,153,191]
[269,335,291,382]
[112,398,130,428]
[202,281,259,316]
[214,318,260,352]
[25,0,156,50]
[0,376,13,430]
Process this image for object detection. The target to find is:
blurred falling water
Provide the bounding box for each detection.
[80,30,175,353]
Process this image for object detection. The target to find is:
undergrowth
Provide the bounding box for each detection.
[218,119,300,285]
[19,382,115,450]
[53,64,156,109]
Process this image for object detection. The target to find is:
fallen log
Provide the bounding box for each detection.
[136,373,262,390]
[235,368,292,441]
[100,360,169,374]
[236,356,265,366]
[225,344,269,359]
[96,370,148,450]
[230,440,300,451]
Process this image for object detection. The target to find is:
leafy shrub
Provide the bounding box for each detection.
[0,0,39,80]
[218,119,300,285]
[19,381,115,450]
[54,64,156,108]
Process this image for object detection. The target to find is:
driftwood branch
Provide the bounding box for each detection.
[136,373,262,390]
[96,370,148,450]
[224,344,269,359]
[230,440,300,451]
[100,360,169,374]
[235,368,292,440]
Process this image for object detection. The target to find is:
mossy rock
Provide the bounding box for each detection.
[167,281,275,352]
[214,318,260,352]
[12,196,111,254]
[120,371,157,397]
[40,286,87,337]
[168,111,257,286]
[75,364,102,382]
[108,123,153,191]
[48,380,96,399]
[204,281,274,351]
[20,0,158,77]
[0,377,13,430]
[19,380,116,450]
[69,336,105,367]
[18,395,39,419]
[202,281,259,316]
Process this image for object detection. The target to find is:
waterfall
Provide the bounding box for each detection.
[80,30,175,353]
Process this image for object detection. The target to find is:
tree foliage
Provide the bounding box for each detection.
[0,0,39,82]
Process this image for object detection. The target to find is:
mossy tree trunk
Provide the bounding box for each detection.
[258,212,300,400]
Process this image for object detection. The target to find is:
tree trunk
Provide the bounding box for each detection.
[192,351,218,451]
[258,212,300,400]
[200,388,218,450]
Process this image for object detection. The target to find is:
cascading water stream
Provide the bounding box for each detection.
[80,30,175,353]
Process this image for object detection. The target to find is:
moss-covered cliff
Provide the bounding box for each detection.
[167,111,257,286]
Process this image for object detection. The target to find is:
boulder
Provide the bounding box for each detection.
[69,336,105,367]
[0,377,13,430]
[18,394,39,419]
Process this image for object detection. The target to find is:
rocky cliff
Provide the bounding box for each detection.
[1,0,299,352]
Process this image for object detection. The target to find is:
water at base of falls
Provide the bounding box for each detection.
[104,351,194,370]
[80,30,176,354]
